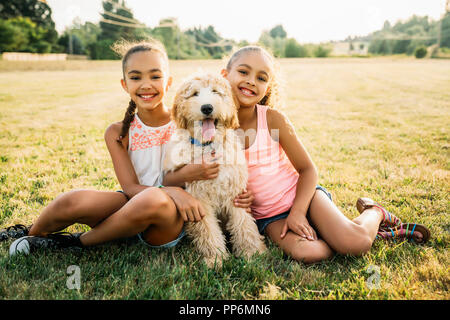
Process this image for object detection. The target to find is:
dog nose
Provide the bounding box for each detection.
[201,104,213,115]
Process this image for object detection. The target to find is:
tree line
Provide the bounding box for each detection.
[351,14,450,57]
[0,0,449,59]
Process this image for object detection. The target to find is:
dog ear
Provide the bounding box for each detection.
[225,87,240,129]
[172,90,188,130]
[172,78,195,130]
[225,111,240,129]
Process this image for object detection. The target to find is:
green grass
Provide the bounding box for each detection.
[0,58,449,299]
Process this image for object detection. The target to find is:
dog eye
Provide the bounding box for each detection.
[190,91,199,98]
[212,89,222,95]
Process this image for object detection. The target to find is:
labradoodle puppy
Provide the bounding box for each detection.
[163,73,266,268]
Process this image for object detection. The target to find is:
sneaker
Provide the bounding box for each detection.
[0,224,32,241]
[9,232,84,256]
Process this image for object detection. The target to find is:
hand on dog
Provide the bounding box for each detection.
[185,152,221,182]
[234,189,254,214]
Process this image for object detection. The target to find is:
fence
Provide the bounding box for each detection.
[1,52,72,61]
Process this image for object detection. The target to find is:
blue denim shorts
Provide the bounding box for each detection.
[116,190,186,249]
[137,229,186,249]
[255,185,333,235]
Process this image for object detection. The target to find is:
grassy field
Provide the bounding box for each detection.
[0,57,448,300]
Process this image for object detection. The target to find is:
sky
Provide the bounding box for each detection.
[47,0,447,43]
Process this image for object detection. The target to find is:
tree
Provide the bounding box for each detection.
[0,18,28,52]
[441,13,450,48]
[414,46,427,58]
[98,0,140,41]
[269,25,287,38]
[0,0,59,51]
[0,0,53,27]
[153,18,180,59]
[258,31,274,51]
[368,15,440,55]
[271,37,285,57]
[313,45,332,57]
[284,38,308,57]
[88,0,144,59]
[57,33,84,55]
[57,20,101,55]
[184,25,229,59]
[392,39,411,54]
[0,17,53,53]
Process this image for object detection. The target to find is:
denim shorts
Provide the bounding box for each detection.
[255,185,333,235]
[137,229,186,249]
[116,190,186,249]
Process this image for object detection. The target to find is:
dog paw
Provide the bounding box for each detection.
[204,256,223,269]
[257,242,267,254]
[235,241,267,259]
[203,251,229,269]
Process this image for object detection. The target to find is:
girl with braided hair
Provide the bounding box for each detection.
[6,38,223,255]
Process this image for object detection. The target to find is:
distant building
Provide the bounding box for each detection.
[331,41,369,56]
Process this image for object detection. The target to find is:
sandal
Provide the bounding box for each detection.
[376,223,430,244]
[356,197,402,229]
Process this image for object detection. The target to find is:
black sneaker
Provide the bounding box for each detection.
[0,224,32,241]
[9,232,84,256]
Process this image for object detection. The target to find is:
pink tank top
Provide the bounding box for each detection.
[245,105,299,220]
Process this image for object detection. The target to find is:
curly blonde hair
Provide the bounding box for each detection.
[224,45,285,109]
[111,37,170,143]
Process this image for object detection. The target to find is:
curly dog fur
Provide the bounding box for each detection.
[163,73,266,268]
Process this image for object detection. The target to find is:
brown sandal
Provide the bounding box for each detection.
[356,197,402,229]
[376,223,431,244]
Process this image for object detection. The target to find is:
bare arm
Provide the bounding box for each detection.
[162,152,220,187]
[104,122,149,199]
[162,152,253,213]
[267,109,319,239]
[105,122,206,221]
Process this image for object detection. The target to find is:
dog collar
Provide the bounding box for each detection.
[190,137,213,147]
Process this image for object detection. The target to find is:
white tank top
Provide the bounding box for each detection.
[128,114,176,186]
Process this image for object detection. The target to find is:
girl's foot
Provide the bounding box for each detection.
[376,223,430,244]
[9,232,84,256]
[356,198,402,229]
[0,224,32,241]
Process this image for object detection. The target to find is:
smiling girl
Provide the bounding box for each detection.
[220,46,430,263]
[4,39,205,255]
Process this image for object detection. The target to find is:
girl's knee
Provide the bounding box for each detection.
[140,188,172,212]
[131,188,174,223]
[53,190,85,215]
[289,240,334,264]
[333,233,372,256]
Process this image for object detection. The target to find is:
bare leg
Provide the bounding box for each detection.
[307,190,381,255]
[29,190,128,236]
[79,187,184,247]
[265,219,334,264]
[352,208,385,240]
[308,190,424,255]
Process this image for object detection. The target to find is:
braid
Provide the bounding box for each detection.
[117,99,137,144]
